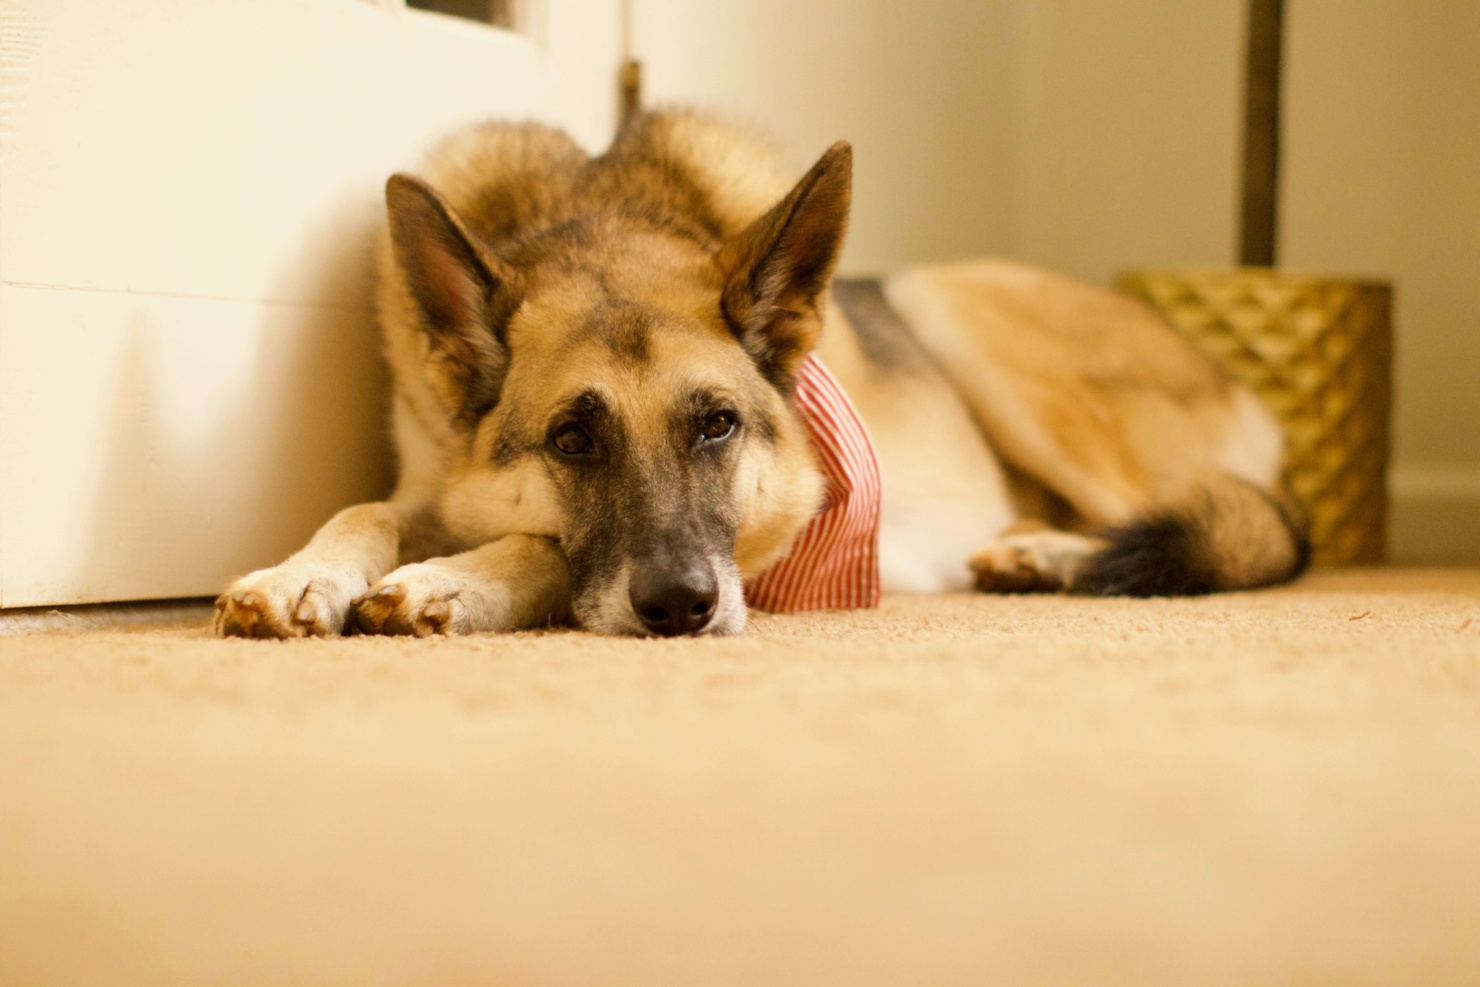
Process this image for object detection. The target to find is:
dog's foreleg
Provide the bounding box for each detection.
[215,501,409,638]
[350,534,571,637]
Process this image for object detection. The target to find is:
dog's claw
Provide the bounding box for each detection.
[293,589,331,636]
[419,600,454,636]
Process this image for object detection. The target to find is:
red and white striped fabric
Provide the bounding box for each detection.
[745,354,882,613]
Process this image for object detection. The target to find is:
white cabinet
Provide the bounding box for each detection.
[0,0,621,607]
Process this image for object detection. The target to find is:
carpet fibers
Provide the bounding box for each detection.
[2,569,1479,985]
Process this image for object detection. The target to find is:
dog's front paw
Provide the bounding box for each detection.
[351,563,509,637]
[215,564,368,639]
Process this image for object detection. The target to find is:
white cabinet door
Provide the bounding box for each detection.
[0,0,621,607]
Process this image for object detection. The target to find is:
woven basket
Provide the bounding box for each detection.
[1116,269,1393,565]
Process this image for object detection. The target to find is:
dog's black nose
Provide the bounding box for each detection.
[629,563,718,636]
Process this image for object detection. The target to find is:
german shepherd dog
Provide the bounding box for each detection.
[214,109,1307,639]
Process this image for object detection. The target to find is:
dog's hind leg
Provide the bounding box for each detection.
[884,261,1307,596]
[351,534,571,637]
[214,501,421,639]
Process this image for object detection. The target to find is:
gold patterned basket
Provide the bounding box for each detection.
[1117,269,1393,565]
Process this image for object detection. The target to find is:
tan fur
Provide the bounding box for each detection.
[881,260,1297,595]
[884,261,1279,526]
[216,109,1303,640]
[642,110,799,235]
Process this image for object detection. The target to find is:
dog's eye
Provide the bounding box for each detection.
[552,425,595,457]
[699,411,737,443]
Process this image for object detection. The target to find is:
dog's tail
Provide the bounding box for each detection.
[1072,475,1311,597]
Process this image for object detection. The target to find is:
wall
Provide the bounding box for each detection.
[1281,0,1480,562]
[1010,0,1246,279]
[632,0,1026,276]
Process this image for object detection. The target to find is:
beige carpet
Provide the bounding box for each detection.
[2,569,1479,986]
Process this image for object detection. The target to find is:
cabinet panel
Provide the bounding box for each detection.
[0,0,620,605]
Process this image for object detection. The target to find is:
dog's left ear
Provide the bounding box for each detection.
[719,142,852,393]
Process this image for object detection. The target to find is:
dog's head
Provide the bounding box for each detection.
[384,142,851,636]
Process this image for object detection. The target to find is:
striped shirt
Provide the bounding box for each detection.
[745,355,882,613]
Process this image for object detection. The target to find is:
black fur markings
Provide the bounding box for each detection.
[489,428,527,467]
[591,304,652,366]
[832,278,931,372]
[1072,513,1219,598]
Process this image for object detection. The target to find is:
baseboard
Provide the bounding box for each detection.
[0,598,215,636]
[1390,465,1480,564]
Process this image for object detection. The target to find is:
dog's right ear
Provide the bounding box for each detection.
[386,173,523,427]
[719,142,852,394]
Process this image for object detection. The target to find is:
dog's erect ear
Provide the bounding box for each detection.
[386,173,523,427]
[719,142,852,393]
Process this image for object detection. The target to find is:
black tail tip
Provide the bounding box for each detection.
[1072,514,1218,598]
